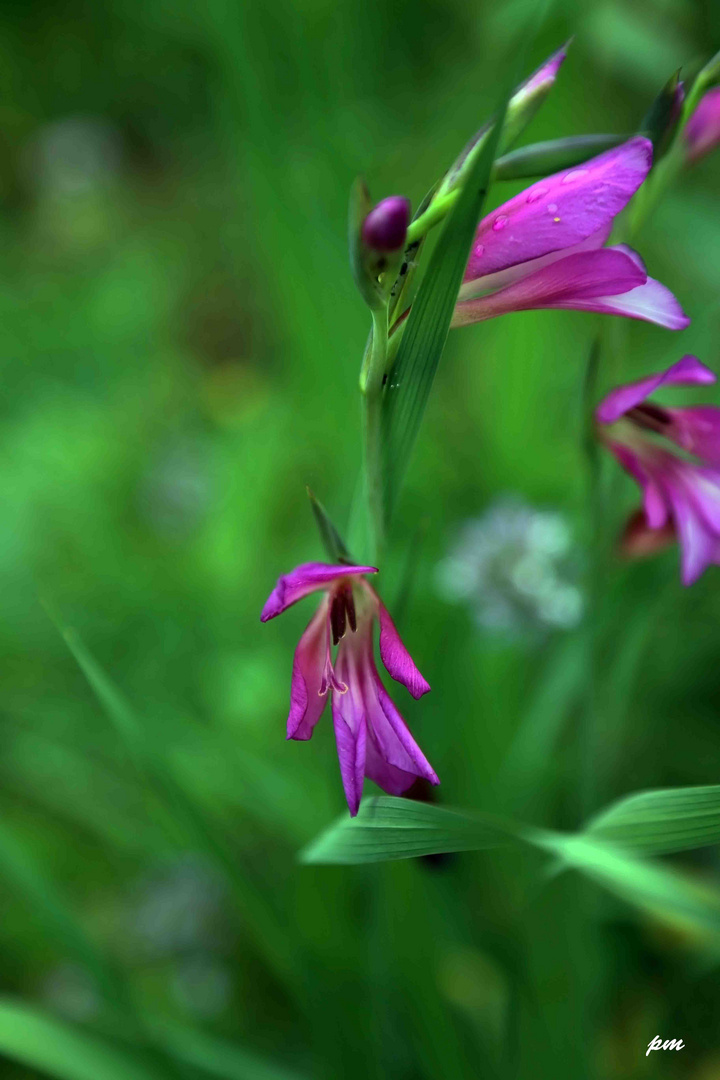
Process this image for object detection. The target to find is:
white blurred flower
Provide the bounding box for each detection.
[436,496,583,638]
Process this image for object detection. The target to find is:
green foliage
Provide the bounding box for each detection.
[3,0,720,1077]
[380,62,516,524]
[0,1000,163,1080]
[300,797,517,863]
[586,785,720,855]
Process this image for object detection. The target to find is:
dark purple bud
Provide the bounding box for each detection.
[362,196,411,252]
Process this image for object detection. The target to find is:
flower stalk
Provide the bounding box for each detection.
[361,306,389,559]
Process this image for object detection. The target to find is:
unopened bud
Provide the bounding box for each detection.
[641,71,684,158]
[436,42,569,201]
[685,87,720,162]
[362,196,411,252]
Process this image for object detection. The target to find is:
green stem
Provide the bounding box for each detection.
[405,190,458,245]
[580,337,604,822]
[361,306,389,560]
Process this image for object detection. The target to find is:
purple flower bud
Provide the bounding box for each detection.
[362,196,410,252]
[685,87,720,163]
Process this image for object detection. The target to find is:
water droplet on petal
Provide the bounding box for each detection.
[492,215,509,231]
[474,243,485,257]
[546,203,558,213]
[526,186,548,204]
[562,169,588,184]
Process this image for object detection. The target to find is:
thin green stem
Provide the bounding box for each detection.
[361,306,389,560]
[405,190,457,245]
[580,337,604,823]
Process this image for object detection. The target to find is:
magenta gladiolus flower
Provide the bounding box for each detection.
[596,355,720,585]
[685,88,720,163]
[452,136,689,331]
[261,562,439,815]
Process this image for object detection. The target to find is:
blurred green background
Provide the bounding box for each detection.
[2,0,720,1077]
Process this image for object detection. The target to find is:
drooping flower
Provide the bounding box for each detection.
[596,355,720,585]
[684,87,720,163]
[451,137,689,331]
[261,562,438,815]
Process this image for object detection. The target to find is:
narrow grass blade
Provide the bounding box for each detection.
[586,785,720,856]
[0,821,135,1020]
[380,34,534,524]
[152,1020,310,1080]
[0,999,164,1080]
[50,613,303,993]
[299,796,521,864]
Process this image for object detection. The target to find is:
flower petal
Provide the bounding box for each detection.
[605,441,670,529]
[373,595,430,699]
[458,223,612,302]
[286,604,329,740]
[453,248,647,327]
[667,406,720,464]
[557,247,690,330]
[370,669,439,784]
[261,562,377,621]
[662,474,720,585]
[364,737,418,796]
[332,706,367,817]
[596,355,714,425]
[464,136,652,281]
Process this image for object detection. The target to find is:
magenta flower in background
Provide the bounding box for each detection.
[596,355,720,585]
[685,88,720,163]
[261,562,438,815]
[452,136,689,331]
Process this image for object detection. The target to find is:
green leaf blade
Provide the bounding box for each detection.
[300,796,519,864]
[0,999,163,1080]
[380,33,535,525]
[586,785,720,856]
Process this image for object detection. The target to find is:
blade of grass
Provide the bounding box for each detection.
[48,610,303,995]
[151,1020,311,1080]
[299,796,521,864]
[0,999,166,1080]
[379,24,538,525]
[586,785,720,856]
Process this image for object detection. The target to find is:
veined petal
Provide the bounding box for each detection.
[368,589,430,698]
[261,562,377,621]
[464,135,652,281]
[332,638,368,816]
[332,704,367,817]
[453,248,646,328]
[287,604,329,740]
[596,355,714,425]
